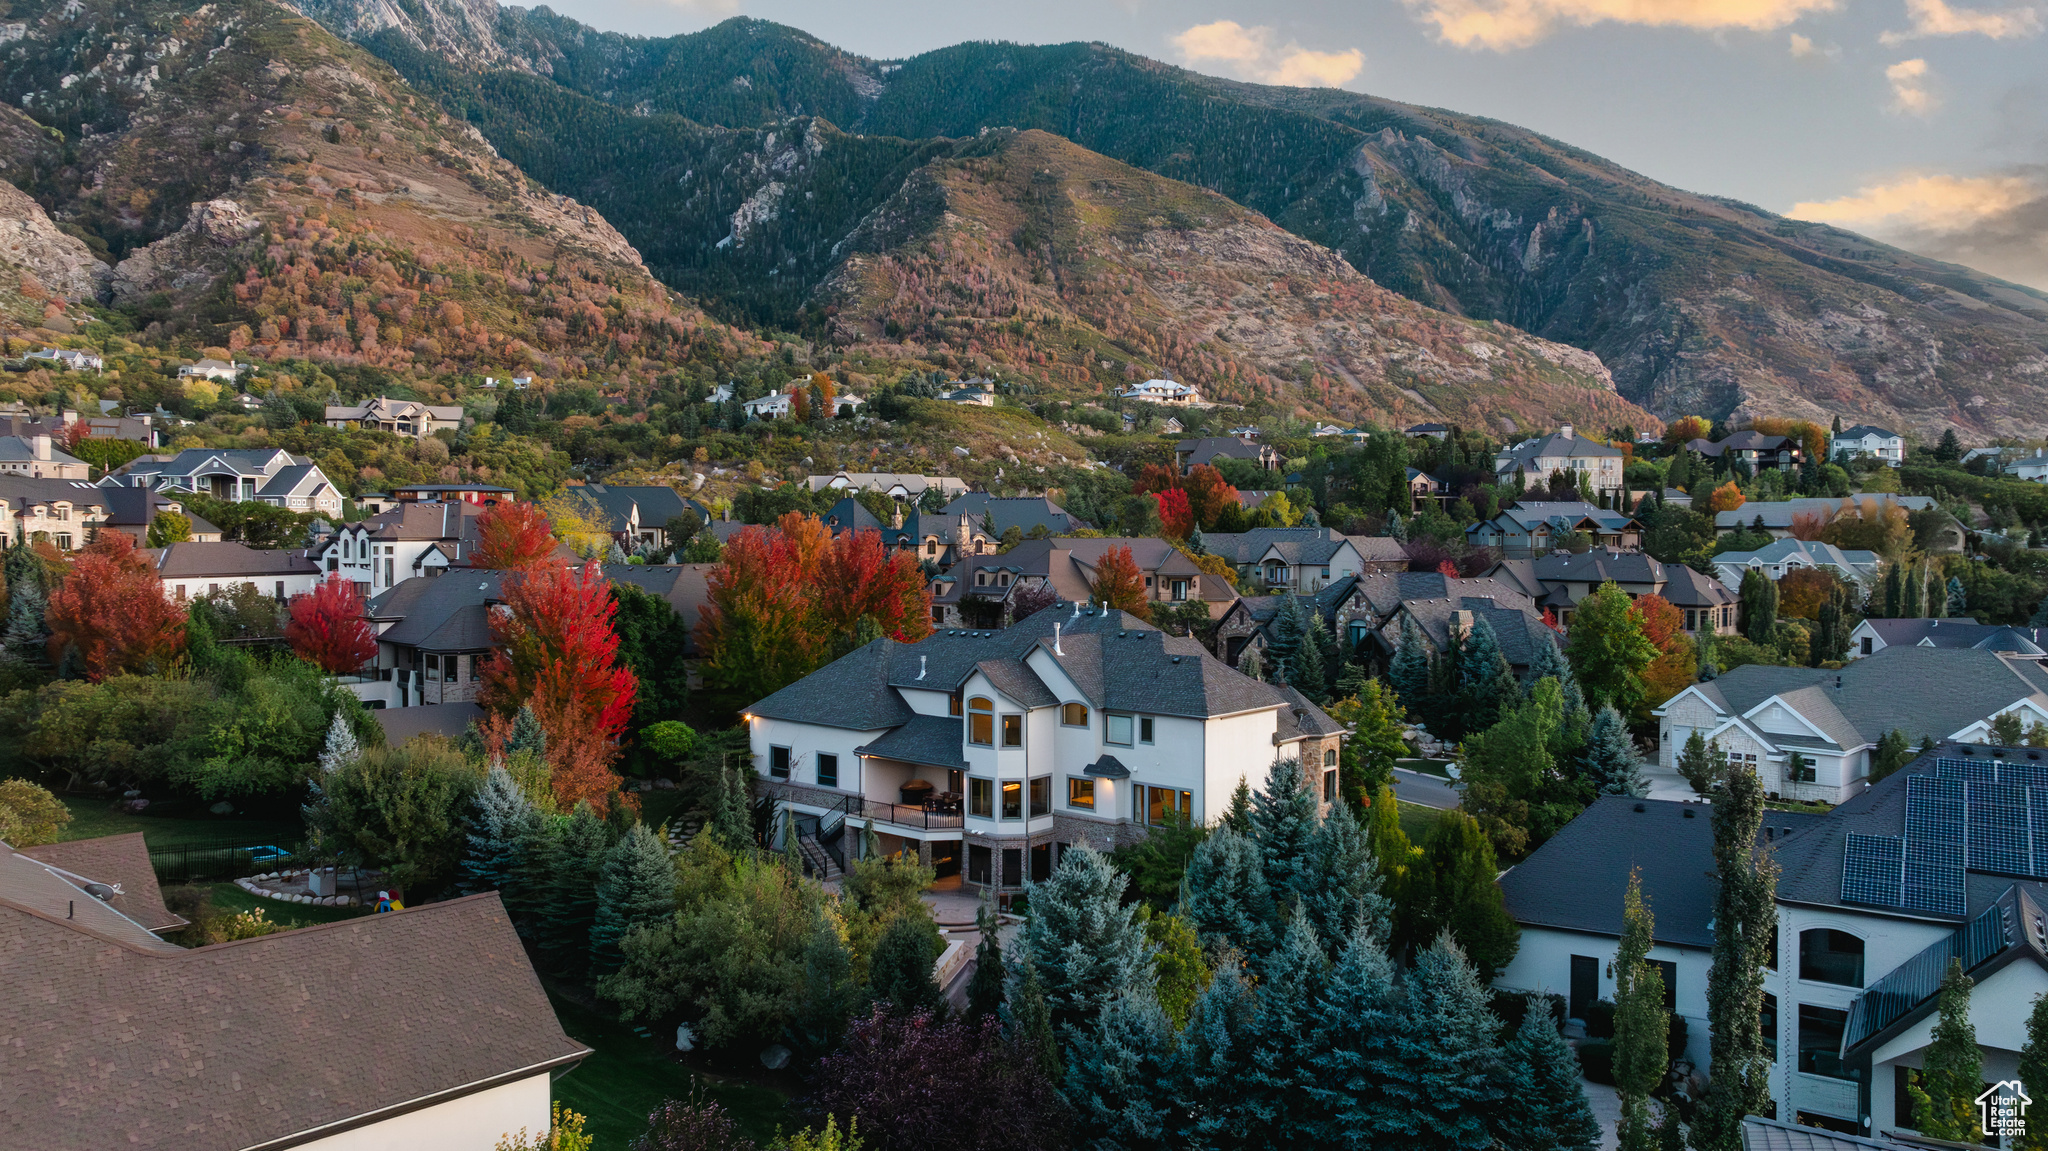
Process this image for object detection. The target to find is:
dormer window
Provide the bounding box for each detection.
[1061,703,1088,727]
[968,697,994,745]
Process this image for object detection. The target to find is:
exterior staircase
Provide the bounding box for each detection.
[796,833,842,881]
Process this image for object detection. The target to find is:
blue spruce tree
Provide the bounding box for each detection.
[1393,933,1508,1150]
[1946,577,1967,618]
[965,899,1008,1024]
[1579,706,1645,796]
[1267,594,1306,670]
[1388,614,1434,732]
[1456,617,1520,737]
[1062,987,1181,1150]
[1496,997,1601,1151]
[1299,798,1392,951]
[588,823,677,975]
[538,802,609,977]
[790,912,859,1059]
[459,764,542,905]
[1175,951,1259,1149]
[1303,924,1404,1147]
[1180,825,1276,957]
[508,705,547,758]
[1250,757,1320,906]
[1241,911,1328,1141]
[1013,845,1151,1037]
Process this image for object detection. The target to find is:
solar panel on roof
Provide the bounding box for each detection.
[2029,789,2048,878]
[1967,781,2030,875]
[1841,833,1905,907]
[2002,762,2048,791]
[1902,866,1968,917]
[1937,757,1999,782]
[1908,775,1966,843]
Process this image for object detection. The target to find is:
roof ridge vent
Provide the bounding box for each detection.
[918,655,927,681]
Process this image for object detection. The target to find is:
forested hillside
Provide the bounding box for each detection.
[311,5,2048,438]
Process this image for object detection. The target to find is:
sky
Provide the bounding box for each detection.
[531,0,2048,289]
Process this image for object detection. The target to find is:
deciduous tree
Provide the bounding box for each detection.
[286,574,378,674]
[44,530,187,680]
[1564,582,1658,717]
[1153,487,1195,539]
[474,500,559,570]
[1614,870,1665,1151]
[1910,959,1983,1142]
[1693,760,1778,1151]
[1089,545,1151,621]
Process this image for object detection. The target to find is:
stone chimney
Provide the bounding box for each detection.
[956,512,974,550]
[1559,424,1575,440]
[1451,609,1474,632]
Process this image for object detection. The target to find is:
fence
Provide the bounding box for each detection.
[148,838,299,884]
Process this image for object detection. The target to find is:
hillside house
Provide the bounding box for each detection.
[1405,423,1451,440]
[149,541,323,603]
[1712,496,1962,551]
[2003,450,2048,483]
[2,836,587,1151]
[104,448,343,518]
[1493,426,1624,500]
[1845,619,2046,660]
[1215,570,1560,677]
[0,477,106,549]
[324,395,464,439]
[1466,500,1645,557]
[943,492,1088,538]
[559,483,698,549]
[1405,467,1446,510]
[933,537,1236,628]
[1710,539,1882,592]
[1687,431,1803,471]
[806,471,969,501]
[387,483,513,505]
[1834,425,1905,467]
[178,358,248,382]
[1198,527,1404,595]
[1486,548,1737,635]
[1653,646,2048,804]
[1120,379,1202,405]
[1176,436,1279,472]
[313,501,494,595]
[743,606,1345,891]
[941,379,997,406]
[0,432,89,479]
[23,346,101,371]
[1497,743,2048,1137]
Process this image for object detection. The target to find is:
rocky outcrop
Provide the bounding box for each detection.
[0,181,107,302]
[109,198,261,305]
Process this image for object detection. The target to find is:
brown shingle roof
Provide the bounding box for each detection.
[0,891,588,1150]
[148,541,321,579]
[19,832,186,932]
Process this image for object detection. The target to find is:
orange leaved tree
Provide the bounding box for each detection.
[1708,481,1747,515]
[473,500,558,570]
[1090,545,1151,621]
[697,512,932,706]
[1633,592,1697,717]
[1180,465,1240,530]
[1154,488,1195,539]
[479,560,640,812]
[286,574,378,674]
[45,531,187,680]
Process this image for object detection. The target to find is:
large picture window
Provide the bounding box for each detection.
[968,697,994,745]
[969,777,993,817]
[1799,929,1865,987]
[1067,778,1095,809]
[1797,1004,1850,1079]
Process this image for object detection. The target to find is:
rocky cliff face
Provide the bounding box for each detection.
[0,180,106,304]
[818,130,1659,432]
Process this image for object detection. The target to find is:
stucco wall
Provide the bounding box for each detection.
[288,1073,554,1151]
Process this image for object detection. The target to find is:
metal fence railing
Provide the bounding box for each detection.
[148,839,297,885]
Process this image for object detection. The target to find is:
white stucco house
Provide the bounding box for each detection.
[103,447,343,518]
[324,395,464,439]
[1498,742,2048,1138]
[1493,425,1625,500]
[1845,618,2047,661]
[147,540,324,602]
[1653,646,2048,805]
[1119,379,1202,405]
[742,606,1345,891]
[1709,538,1882,593]
[1833,425,1905,467]
[2004,450,2048,483]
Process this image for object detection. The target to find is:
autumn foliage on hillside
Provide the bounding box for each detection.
[285,575,378,674]
[1134,464,1240,530]
[44,532,187,680]
[480,560,640,812]
[697,512,934,704]
[474,500,560,570]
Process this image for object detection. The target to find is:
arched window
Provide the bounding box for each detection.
[1799,928,1865,987]
[968,697,994,745]
[1324,748,1338,767]
[1061,703,1089,727]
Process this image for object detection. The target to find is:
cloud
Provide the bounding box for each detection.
[1788,31,1818,51]
[1170,20,1365,86]
[1789,170,2048,290]
[1885,57,1936,114]
[1399,0,1840,50]
[1880,0,2043,42]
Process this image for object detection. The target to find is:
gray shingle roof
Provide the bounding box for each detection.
[0,435,87,467]
[374,701,488,746]
[148,541,320,579]
[940,493,1085,535]
[748,638,918,730]
[1659,564,1739,608]
[1498,431,1623,464]
[1861,618,2046,655]
[370,572,504,650]
[855,715,968,770]
[1200,527,1351,565]
[1683,646,2048,751]
[1713,495,1933,531]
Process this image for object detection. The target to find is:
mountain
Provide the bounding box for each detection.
[0,0,761,379]
[310,7,2048,438]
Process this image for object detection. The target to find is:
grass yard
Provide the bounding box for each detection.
[546,988,795,1150]
[1397,800,1445,844]
[56,795,304,850]
[187,881,368,927]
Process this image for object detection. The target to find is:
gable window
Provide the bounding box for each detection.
[1002,714,1023,747]
[1067,777,1095,809]
[1061,703,1088,727]
[1105,714,1134,746]
[1029,777,1051,817]
[770,746,791,779]
[969,777,993,817]
[968,697,994,745]
[1139,717,1154,744]
[817,753,839,789]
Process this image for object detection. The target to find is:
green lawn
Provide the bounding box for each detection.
[57,795,304,850]
[1397,758,1456,780]
[546,988,795,1150]
[1398,800,1445,844]
[186,881,368,927]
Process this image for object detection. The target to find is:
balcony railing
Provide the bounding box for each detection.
[850,797,965,830]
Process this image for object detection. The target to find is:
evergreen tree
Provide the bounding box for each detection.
[538,802,608,978]
[508,704,548,758]
[1455,617,1520,736]
[1267,593,1306,669]
[1870,728,1914,782]
[790,912,859,1059]
[1388,511,1408,542]
[1936,427,1963,462]
[1302,924,1403,1146]
[1675,730,1726,797]
[1009,958,1062,1082]
[1580,706,1643,796]
[1528,638,1590,746]
[1497,997,1602,1151]
[1614,869,1666,1151]
[1174,952,1259,1148]
[1812,584,1851,664]
[964,900,1007,1023]
[1180,824,1276,958]
[1403,810,1520,980]
[1291,614,1329,702]
[1299,798,1392,950]
[459,765,542,902]
[869,910,945,1015]
[1063,988,1179,1151]
[1693,760,1777,1151]
[1736,569,1778,645]
[1393,933,1507,1150]
[1237,647,1266,683]
[2017,995,2048,1151]
[1910,958,1983,1141]
[711,760,754,848]
[588,823,677,975]
[1904,561,1928,619]
[1882,561,1904,619]
[318,710,361,776]
[1224,778,1253,833]
[1250,757,1319,906]
[3,574,45,658]
[1946,576,1967,617]
[1364,784,1416,906]
[1389,614,1435,733]
[1241,911,1327,1139]
[1013,845,1150,1037]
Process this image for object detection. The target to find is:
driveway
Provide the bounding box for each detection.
[1392,767,1460,810]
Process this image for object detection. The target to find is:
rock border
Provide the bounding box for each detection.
[234,870,359,908]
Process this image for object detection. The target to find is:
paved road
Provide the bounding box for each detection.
[1393,767,1460,810]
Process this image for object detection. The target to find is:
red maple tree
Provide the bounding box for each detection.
[1090,545,1152,621]
[44,531,187,680]
[479,560,640,812]
[472,500,558,570]
[1154,488,1195,539]
[1180,465,1240,529]
[285,574,378,674]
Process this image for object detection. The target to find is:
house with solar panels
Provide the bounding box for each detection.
[1497,740,2048,1138]
[1653,646,2048,804]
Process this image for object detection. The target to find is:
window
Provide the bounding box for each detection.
[968,697,994,745]
[1324,748,1338,768]
[55,534,72,550]
[1762,993,1778,1062]
[1796,1004,1850,1079]
[1799,929,1865,987]
[1324,769,1337,802]
[1067,777,1095,809]
[950,691,963,717]
[1139,717,1154,744]
[1001,780,1023,819]
[1002,848,1022,886]
[1171,580,1188,601]
[444,656,457,683]
[1031,843,1053,882]
[969,777,993,817]
[1105,714,1134,746]
[769,746,792,779]
[1061,703,1089,727]
[470,657,482,681]
[1861,636,1873,655]
[1651,960,1677,1011]
[1793,756,1817,783]
[968,844,992,884]
[275,580,285,600]
[1146,786,1192,826]
[817,753,839,789]
[425,654,441,679]
[1002,714,1023,747]
[174,584,186,600]
[932,606,944,623]
[1030,777,1051,817]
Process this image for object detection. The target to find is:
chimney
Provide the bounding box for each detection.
[1559,424,1575,440]
[1451,609,1474,631]
[61,409,78,427]
[31,433,50,461]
